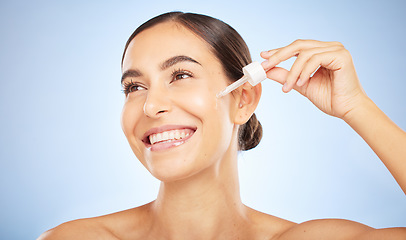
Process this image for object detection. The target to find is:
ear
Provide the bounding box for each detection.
[233,82,262,125]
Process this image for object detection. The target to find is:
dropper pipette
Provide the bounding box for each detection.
[216,75,249,98]
[216,61,267,98]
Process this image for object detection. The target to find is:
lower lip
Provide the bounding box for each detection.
[146,131,195,152]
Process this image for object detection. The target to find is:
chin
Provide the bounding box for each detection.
[145,154,214,183]
[149,166,201,183]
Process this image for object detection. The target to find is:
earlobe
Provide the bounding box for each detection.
[234,82,262,125]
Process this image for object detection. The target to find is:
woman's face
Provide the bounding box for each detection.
[121,22,239,182]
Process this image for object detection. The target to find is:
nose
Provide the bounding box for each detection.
[143,86,171,118]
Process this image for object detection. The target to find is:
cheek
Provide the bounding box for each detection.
[189,91,215,110]
[121,100,149,166]
[171,84,220,117]
[121,100,142,138]
[170,80,234,142]
[172,74,230,114]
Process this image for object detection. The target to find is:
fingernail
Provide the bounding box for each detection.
[261,60,270,69]
[297,79,302,86]
[283,82,288,91]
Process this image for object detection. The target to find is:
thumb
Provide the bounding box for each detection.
[265,67,307,95]
[265,67,288,85]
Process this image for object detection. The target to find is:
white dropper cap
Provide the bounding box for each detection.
[216,61,267,98]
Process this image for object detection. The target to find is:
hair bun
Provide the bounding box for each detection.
[238,113,262,151]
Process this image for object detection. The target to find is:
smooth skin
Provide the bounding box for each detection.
[38,25,406,239]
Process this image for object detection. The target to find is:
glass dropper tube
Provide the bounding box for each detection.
[216,61,267,98]
[216,75,249,98]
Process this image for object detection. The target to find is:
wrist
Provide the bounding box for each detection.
[342,94,375,126]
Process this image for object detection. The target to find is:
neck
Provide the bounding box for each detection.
[149,143,249,239]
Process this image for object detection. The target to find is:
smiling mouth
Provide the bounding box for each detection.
[142,127,196,151]
[148,129,194,145]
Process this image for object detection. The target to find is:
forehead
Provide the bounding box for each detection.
[122,22,218,72]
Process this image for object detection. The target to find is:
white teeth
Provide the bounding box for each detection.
[149,129,193,145]
[175,131,180,139]
[169,131,175,140]
[162,131,168,140]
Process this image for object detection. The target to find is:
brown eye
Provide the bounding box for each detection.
[129,85,142,92]
[171,69,193,82]
[122,80,146,96]
[174,73,191,80]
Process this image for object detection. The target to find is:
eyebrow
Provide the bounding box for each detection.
[121,55,201,84]
[160,55,201,70]
[121,69,141,83]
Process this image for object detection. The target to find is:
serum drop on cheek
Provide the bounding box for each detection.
[216,61,267,98]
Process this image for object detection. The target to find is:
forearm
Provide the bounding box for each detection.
[344,96,406,194]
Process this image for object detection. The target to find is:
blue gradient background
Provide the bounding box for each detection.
[1,0,405,239]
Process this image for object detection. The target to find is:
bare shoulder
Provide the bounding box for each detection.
[98,202,153,239]
[276,218,406,240]
[246,209,406,240]
[38,202,153,240]
[245,206,297,239]
[37,218,118,240]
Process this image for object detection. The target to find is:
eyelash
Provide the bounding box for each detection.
[171,68,193,82]
[122,80,143,96]
[121,69,193,95]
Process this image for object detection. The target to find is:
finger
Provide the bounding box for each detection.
[265,67,307,95]
[260,48,280,58]
[261,40,324,70]
[261,49,281,71]
[283,46,343,92]
[264,40,342,71]
[299,50,341,84]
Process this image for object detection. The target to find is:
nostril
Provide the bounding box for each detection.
[143,92,171,118]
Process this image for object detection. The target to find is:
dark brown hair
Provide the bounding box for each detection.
[122,11,262,151]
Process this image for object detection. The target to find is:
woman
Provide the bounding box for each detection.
[39,11,406,239]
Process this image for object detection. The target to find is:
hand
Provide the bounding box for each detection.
[261,39,367,120]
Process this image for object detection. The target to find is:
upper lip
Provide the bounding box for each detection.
[142,124,197,143]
